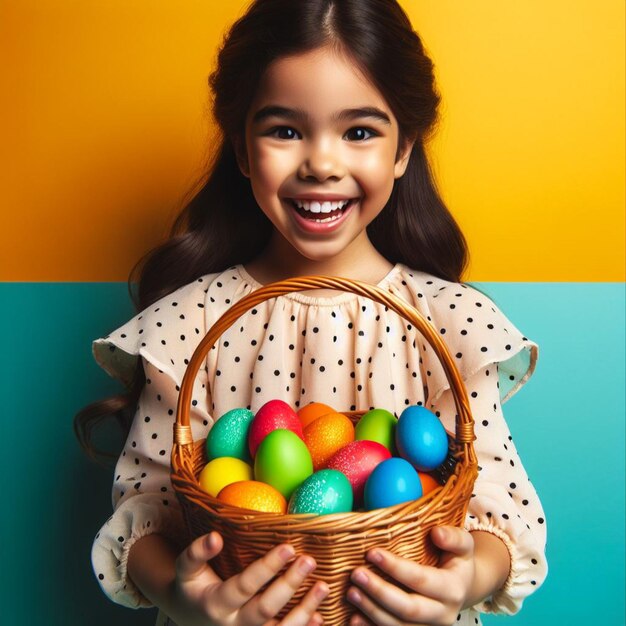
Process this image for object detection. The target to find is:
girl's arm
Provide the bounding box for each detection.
[127,533,181,617]
[463,530,511,610]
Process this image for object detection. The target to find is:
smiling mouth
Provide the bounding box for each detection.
[287,198,358,222]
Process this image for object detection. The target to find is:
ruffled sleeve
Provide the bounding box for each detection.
[416,280,538,407]
[91,275,217,608]
[417,281,547,614]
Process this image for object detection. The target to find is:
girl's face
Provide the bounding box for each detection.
[237,45,413,264]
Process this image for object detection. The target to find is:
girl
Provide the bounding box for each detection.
[75,1,548,624]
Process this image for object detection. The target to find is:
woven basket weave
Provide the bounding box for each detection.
[171,276,478,624]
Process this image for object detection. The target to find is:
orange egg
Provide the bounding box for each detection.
[418,472,441,496]
[297,402,336,429]
[303,412,355,471]
[217,480,287,514]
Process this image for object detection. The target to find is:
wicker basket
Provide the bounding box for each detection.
[171,276,478,624]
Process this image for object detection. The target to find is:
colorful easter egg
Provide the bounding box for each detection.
[396,406,449,471]
[418,472,441,496]
[217,480,287,514]
[363,457,422,510]
[254,429,313,499]
[297,401,336,429]
[326,440,392,506]
[303,412,355,470]
[288,469,353,515]
[205,407,255,463]
[198,457,253,497]
[355,408,398,453]
[249,399,303,458]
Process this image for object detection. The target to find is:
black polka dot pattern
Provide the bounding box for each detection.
[90,263,544,614]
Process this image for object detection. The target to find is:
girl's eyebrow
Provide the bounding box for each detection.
[252,105,391,126]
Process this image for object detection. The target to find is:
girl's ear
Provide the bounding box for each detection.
[394,137,416,179]
[232,135,250,178]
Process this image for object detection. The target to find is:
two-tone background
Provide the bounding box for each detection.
[1,1,624,624]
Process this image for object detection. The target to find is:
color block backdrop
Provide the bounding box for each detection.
[1,1,624,624]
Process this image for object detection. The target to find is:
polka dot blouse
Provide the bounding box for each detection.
[91,263,547,625]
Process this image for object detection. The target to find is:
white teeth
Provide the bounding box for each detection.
[312,213,342,223]
[293,199,350,213]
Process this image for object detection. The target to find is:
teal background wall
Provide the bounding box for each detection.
[1,282,624,625]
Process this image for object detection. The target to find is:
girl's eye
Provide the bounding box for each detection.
[268,126,300,140]
[345,127,377,141]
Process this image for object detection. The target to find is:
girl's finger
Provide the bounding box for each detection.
[175,532,223,584]
[217,543,298,612]
[278,581,329,625]
[347,584,440,626]
[364,549,452,601]
[348,566,415,621]
[240,555,322,624]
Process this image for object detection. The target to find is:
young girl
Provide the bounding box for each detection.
[76,1,547,624]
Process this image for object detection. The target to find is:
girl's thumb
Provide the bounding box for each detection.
[430,525,473,558]
[176,532,224,581]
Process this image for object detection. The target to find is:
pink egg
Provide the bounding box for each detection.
[326,440,392,506]
[249,399,304,457]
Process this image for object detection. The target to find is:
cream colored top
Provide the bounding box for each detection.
[91,263,547,625]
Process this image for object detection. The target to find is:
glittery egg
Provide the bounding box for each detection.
[396,406,449,471]
[418,471,441,497]
[355,408,398,453]
[249,399,303,458]
[326,440,391,506]
[205,407,255,463]
[288,469,353,515]
[217,480,287,514]
[198,457,253,497]
[254,429,313,499]
[303,412,355,470]
[297,402,335,429]
[364,457,422,510]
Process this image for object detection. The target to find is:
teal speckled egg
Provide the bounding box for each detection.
[288,469,353,515]
[205,407,255,463]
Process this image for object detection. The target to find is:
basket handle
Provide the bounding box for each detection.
[174,275,476,464]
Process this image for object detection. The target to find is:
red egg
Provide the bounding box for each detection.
[326,440,392,506]
[249,399,303,457]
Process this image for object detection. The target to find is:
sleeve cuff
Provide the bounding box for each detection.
[92,494,185,609]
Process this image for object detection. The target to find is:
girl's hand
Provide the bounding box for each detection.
[172,531,328,626]
[346,526,476,626]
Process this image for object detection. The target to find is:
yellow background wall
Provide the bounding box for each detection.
[1,0,624,281]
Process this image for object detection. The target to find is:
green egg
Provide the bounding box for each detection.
[254,429,313,499]
[205,407,255,463]
[288,469,353,515]
[355,408,398,453]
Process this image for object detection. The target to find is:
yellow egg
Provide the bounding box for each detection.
[303,412,355,471]
[297,402,336,429]
[217,480,287,514]
[198,457,253,497]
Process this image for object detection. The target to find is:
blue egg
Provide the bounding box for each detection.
[396,406,448,471]
[363,458,422,510]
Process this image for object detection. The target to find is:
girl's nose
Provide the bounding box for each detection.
[297,142,346,181]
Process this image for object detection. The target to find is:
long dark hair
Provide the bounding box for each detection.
[75,0,468,463]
